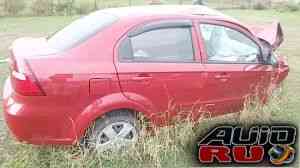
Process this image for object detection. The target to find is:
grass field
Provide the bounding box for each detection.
[0,7,300,168]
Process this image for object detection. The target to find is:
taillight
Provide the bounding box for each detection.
[11,70,45,96]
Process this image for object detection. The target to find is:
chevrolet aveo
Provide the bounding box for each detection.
[2,5,289,150]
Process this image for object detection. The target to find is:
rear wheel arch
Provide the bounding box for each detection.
[74,94,154,140]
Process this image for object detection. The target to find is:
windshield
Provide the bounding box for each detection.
[48,12,118,51]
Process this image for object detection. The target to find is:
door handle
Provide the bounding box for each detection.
[132,73,152,81]
[214,73,231,79]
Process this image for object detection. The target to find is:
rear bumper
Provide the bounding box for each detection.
[2,78,76,145]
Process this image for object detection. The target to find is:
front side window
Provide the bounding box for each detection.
[119,27,194,62]
[199,24,260,64]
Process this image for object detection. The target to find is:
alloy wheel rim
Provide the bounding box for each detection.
[94,121,138,151]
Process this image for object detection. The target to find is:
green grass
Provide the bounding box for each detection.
[0,8,300,168]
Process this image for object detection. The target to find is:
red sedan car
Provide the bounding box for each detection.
[2,5,289,149]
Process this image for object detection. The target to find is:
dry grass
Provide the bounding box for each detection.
[0,88,288,168]
[239,85,288,126]
[1,115,201,168]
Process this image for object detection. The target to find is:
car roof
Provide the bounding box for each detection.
[91,5,251,35]
[100,5,234,20]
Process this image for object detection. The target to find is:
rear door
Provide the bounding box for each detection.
[115,19,207,123]
[197,20,273,115]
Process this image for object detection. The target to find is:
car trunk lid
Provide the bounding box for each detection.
[11,37,57,59]
[9,37,58,72]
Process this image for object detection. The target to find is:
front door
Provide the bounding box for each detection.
[197,21,270,115]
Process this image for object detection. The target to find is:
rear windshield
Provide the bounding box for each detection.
[48,12,118,51]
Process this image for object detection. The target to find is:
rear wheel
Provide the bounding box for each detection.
[85,110,139,152]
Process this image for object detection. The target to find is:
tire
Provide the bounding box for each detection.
[84,110,139,152]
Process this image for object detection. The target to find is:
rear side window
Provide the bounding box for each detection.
[119,28,194,62]
[48,12,118,51]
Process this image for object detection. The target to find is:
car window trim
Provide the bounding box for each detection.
[128,19,193,37]
[197,20,264,65]
[119,20,198,63]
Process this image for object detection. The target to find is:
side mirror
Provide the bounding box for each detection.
[260,40,273,64]
[262,48,273,65]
